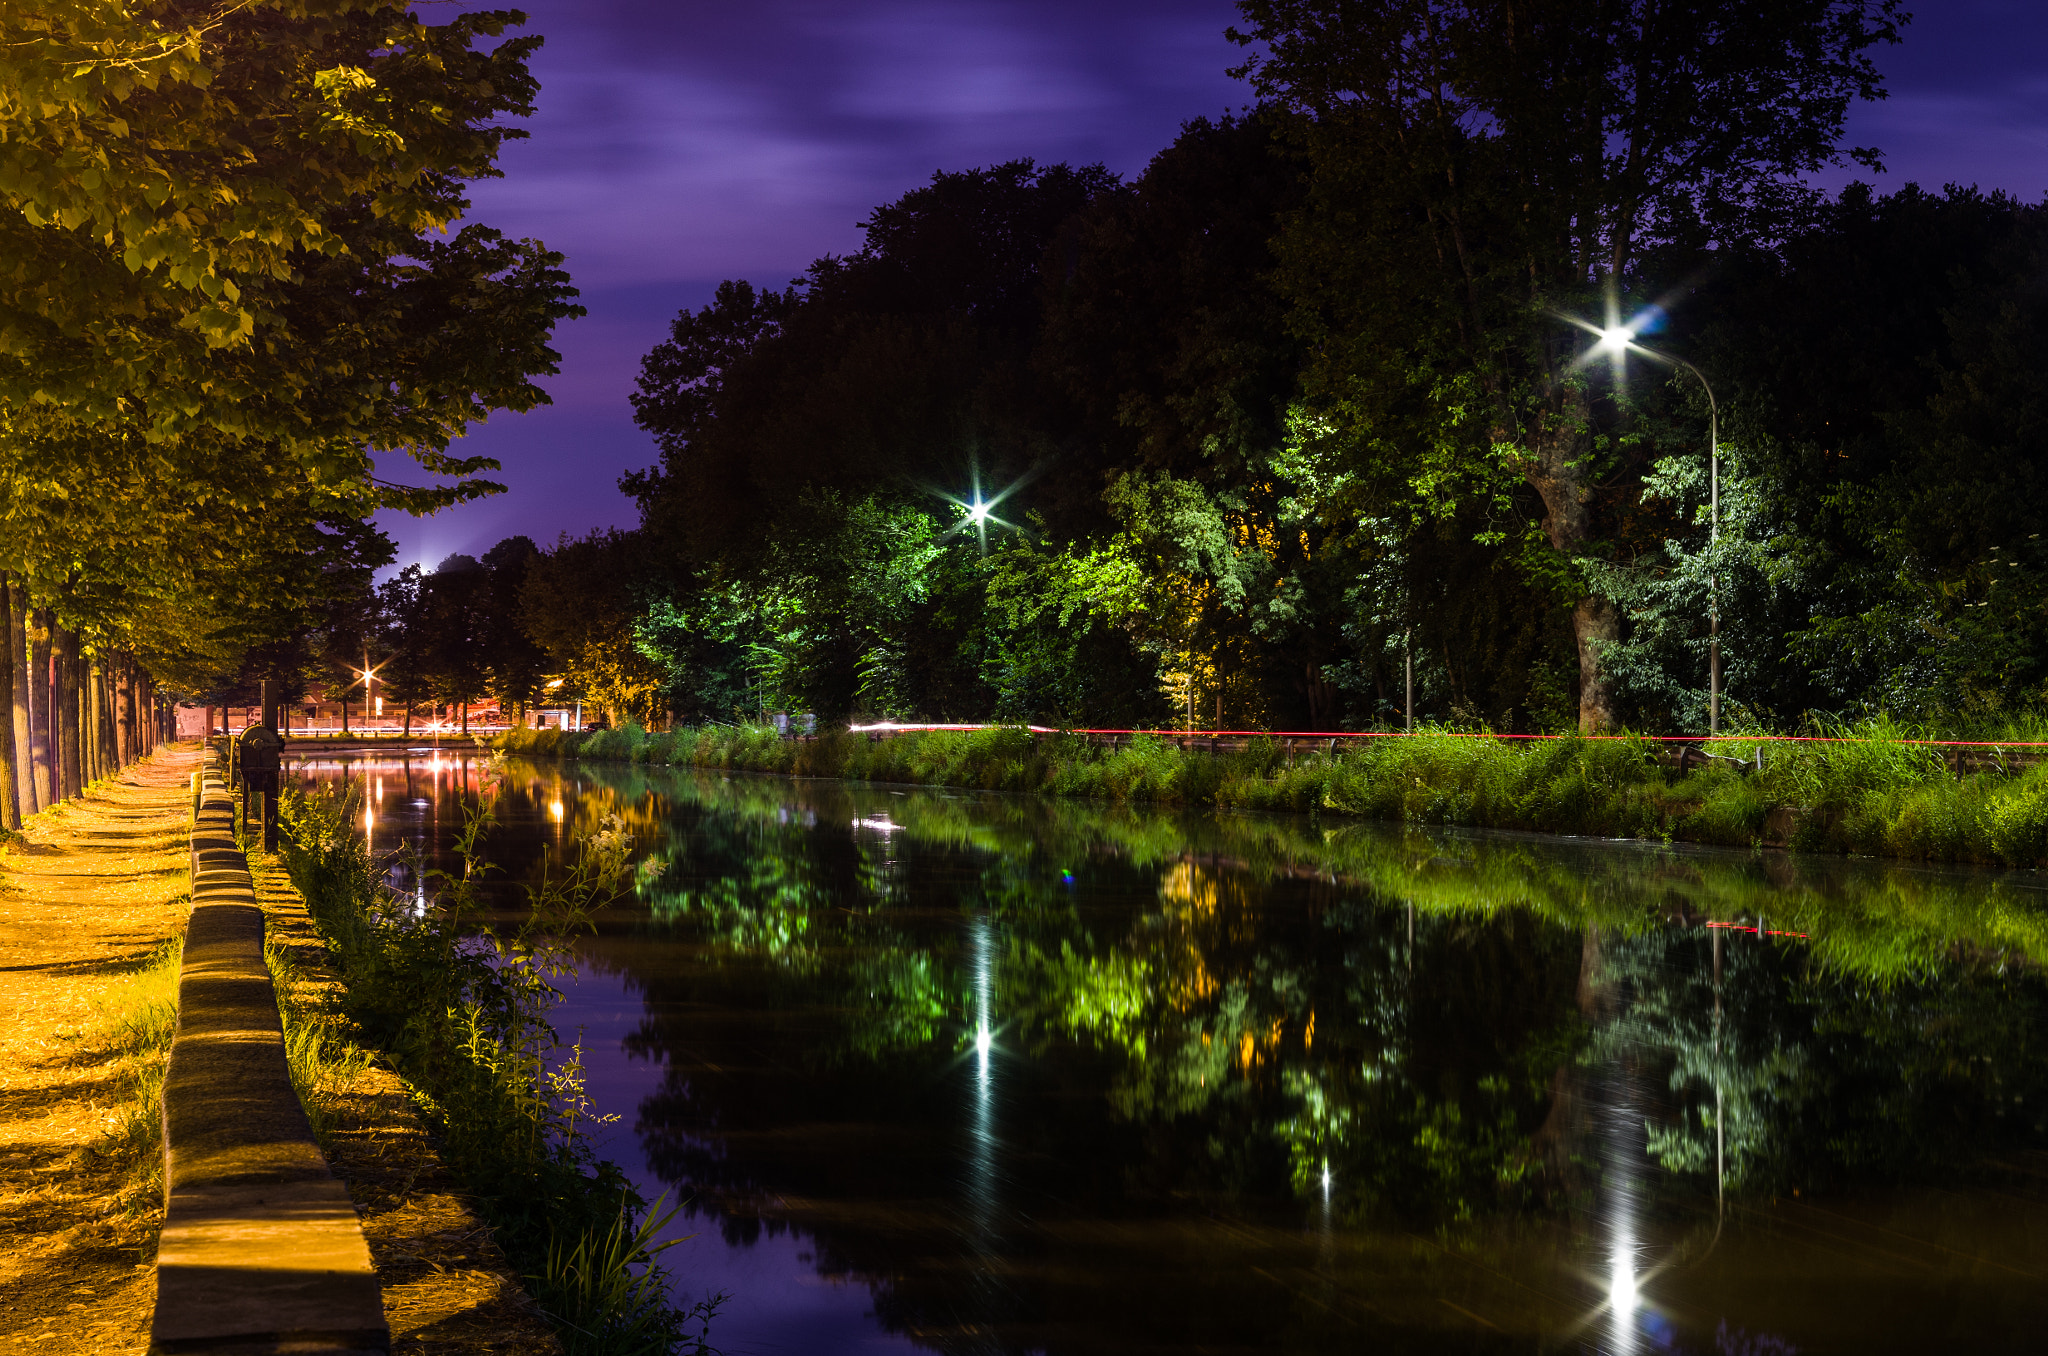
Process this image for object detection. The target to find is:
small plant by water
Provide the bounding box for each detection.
[278,783,719,1354]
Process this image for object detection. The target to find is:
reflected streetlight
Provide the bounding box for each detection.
[1582,318,1725,735]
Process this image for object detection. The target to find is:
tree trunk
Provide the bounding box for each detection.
[27,612,53,807]
[0,577,17,832]
[56,629,81,798]
[1523,418,1618,732]
[82,659,98,785]
[6,581,31,815]
[115,662,133,767]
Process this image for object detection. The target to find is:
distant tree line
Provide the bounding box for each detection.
[490,0,2048,738]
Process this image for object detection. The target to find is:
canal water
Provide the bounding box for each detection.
[289,750,2048,1355]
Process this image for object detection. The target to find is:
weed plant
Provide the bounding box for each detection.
[278,784,718,1354]
[498,718,2048,866]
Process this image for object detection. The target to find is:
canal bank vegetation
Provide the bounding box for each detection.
[498,718,2048,869]
[278,786,719,1356]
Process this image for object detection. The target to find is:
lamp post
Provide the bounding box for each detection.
[1592,326,1723,735]
[357,652,383,737]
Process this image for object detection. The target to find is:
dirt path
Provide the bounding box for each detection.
[0,746,196,1352]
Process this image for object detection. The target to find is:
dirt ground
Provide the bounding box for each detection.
[0,745,559,1354]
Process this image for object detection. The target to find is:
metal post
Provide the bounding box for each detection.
[1707,378,1720,737]
[1404,627,1414,734]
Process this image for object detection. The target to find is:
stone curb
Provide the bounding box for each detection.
[151,755,389,1355]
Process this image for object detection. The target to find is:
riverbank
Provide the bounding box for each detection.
[494,721,2048,868]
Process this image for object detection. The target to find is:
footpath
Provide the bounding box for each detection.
[0,745,558,1354]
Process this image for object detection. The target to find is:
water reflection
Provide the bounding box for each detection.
[291,753,2048,1353]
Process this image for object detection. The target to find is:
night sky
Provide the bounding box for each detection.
[378,0,2048,574]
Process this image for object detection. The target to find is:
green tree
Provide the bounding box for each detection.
[1230,0,1905,729]
[479,536,550,724]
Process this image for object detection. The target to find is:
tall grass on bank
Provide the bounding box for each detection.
[495,719,2048,867]
[84,934,183,1214]
[278,785,719,1356]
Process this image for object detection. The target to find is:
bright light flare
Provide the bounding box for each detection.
[549,800,565,821]
[975,1024,992,1057]
[1610,1253,1637,1311]
[936,474,1024,554]
[1595,325,1636,355]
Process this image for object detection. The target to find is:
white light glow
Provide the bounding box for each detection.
[968,499,990,524]
[1610,1253,1637,1311]
[549,800,565,821]
[1597,325,1635,354]
[975,1024,992,1057]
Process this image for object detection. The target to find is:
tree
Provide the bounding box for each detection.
[1230,0,1906,729]
[479,536,550,724]
[626,160,1117,570]
[519,530,663,726]
[420,554,489,726]
[376,565,432,735]
[0,2,578,800]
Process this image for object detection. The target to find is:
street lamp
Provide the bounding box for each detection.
[356,653,384,736]
[1588,322,1724,735]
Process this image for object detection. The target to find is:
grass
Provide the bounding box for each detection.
[263,936,376,1146]
[495,718,2048,867]
[84,934,183,1215]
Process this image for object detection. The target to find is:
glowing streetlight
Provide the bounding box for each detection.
[1575,313,1725,735]
[968,499,991,525]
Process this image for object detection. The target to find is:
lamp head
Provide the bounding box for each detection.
[967,500,991,525]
